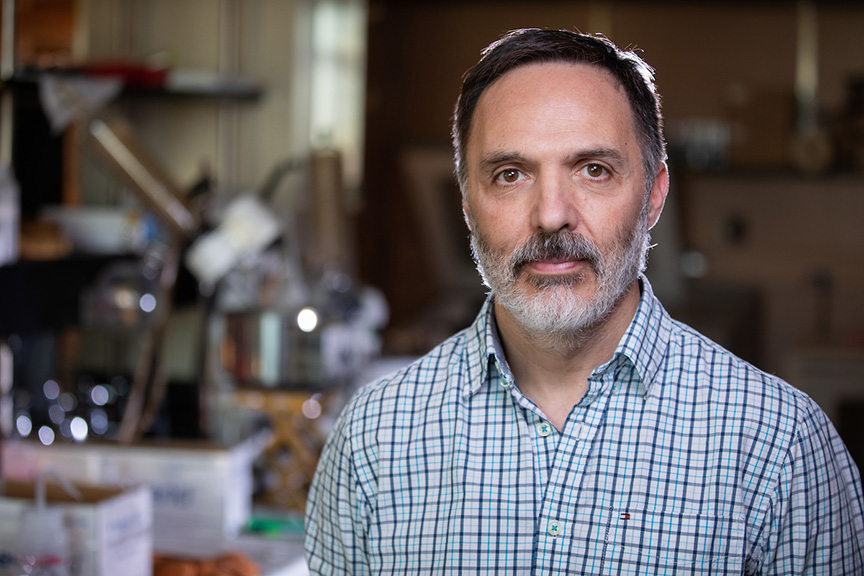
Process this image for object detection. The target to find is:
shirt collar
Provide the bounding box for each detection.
[465,274,673,399]
[609,275,672,396]
[462,295,501,398]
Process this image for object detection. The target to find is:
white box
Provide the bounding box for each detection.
[0,479,152,576]
[1,437,262,551]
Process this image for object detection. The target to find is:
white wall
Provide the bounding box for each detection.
[75,0,315,200]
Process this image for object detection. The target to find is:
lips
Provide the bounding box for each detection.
[524,257,585,274]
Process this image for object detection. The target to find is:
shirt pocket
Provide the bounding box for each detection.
[600,508,746,575]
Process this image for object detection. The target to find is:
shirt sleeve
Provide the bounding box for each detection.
[304,401,372,575]
[758,399,864,575]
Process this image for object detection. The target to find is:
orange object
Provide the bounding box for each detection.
[153,552,260,576]
[153,558,197,576]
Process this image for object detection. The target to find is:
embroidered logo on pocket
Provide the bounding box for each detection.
[602,509,745,574]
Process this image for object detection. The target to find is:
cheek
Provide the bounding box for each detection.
[474,195,528,229]
[590,196,644,242]
[472,209,525,253]
[603,203,645,253]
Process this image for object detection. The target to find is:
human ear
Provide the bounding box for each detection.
[647,162,669,230]
[462,200,473,231]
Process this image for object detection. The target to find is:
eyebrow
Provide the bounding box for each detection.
[478,147,628,174]
[569,147,628,166]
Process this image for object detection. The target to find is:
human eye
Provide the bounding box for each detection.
[580,163,609,179]
[494,167,525,185]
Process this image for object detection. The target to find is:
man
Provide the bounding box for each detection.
[305,29,864,574]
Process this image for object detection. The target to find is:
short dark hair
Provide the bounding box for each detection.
[452,28,665,194]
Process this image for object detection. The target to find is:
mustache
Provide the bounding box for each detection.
[508,230,602,274]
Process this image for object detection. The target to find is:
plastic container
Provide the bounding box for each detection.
[16,508,68,576]
[14,472,79,576]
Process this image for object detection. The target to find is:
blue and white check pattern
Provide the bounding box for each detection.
[305,277,864,574]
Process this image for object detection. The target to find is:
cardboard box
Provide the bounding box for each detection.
[0,479,152,576]
[1,437,262,551]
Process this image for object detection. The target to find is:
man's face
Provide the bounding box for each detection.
[463,62,667,337]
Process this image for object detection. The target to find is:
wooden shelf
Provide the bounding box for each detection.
[4,70,263,102]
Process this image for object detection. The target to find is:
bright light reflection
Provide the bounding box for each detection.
[90,385,110,406]
[16,414,32,437]
[139,293,157,313]
[113,287,136,309]
[91,409,108,434]
[43,379,60,400]
[297,307,319,333]
[38,426,55,445]
[70,417,88,442]
[302,396,322,419]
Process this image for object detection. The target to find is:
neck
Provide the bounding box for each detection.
[494,281,641,427]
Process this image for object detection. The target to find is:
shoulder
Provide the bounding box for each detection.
[333,328,472,439]
[660,315,849,474]
[659,316,864,509]
[663,316,809,408]
[316,329,474,505]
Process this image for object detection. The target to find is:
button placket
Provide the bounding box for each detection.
[541,392,613,537]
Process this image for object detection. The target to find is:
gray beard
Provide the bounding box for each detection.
[469,209,651,347]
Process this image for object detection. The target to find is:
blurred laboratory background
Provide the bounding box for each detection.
[0,1,863,574]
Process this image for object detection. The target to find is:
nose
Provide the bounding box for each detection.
[532,171,577,233]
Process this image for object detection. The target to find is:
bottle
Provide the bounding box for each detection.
[15,472,78,576]
[16,508,69,576]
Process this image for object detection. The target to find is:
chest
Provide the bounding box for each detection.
[367,386,748,574]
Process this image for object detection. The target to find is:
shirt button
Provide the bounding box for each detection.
[548,520,562,538]
[536,421,553,437]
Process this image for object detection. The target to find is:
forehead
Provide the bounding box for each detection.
[468,62,638,158]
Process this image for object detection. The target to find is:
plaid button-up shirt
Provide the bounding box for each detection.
[305,277,864,574]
